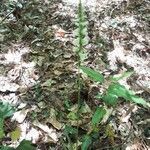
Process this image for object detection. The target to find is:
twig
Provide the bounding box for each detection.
[0,9,15,24]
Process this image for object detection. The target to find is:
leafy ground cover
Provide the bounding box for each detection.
[0,0,150,149]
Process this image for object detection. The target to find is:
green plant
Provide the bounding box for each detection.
[0,102,35,149]
[81,135,92,150]
[73,0,88,143]
[0,140,36,150]
[71,1,150,148]
[66,0,150,149]
[81,66,150,108]
[73,0,88,64]
[79,66,150,149]
[73,0,88,106]
[63,125,78,149]
[0,101,15,138]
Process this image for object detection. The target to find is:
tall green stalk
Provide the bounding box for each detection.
[73,0,88,147]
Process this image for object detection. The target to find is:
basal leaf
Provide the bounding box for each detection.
[92,107,106,125]
[81,135,92,150]
[80,66,104,83]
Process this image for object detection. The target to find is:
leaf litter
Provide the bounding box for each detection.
[0,0,150,149]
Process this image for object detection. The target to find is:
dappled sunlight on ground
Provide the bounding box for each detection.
[0,0,149,149]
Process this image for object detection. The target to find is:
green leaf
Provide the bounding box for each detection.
[80,66,104,83]
[82,36,88,46]
[0,102,15,139]
[128,95,150,107]
[0,102,15,119]
[75,21,88,27]
[64,125,78,135]
[0,128,4,138]
[80,102,91,113]
[102,93,118,106]
[0,118,4,138]
[73,46,79,52]
[73,28,80,37]
[81,135,92,150]
[111,83,150,107]
[111,71,134,81]
[79,51,87,62]
[67,112,78,120]
[0,146,15,150]
[16,140,36,150]
[92,107,106,125]
[81,28,88,36]
[107,83,129,99]
[104,83,150,107]
[73,37,80,47]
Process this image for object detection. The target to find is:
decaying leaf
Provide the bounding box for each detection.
[12,109,29,123]
[41,79,55,87]
[105,124,115,145]
[33,120,58,142]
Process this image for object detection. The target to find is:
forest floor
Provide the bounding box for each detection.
[0,0,150,149]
